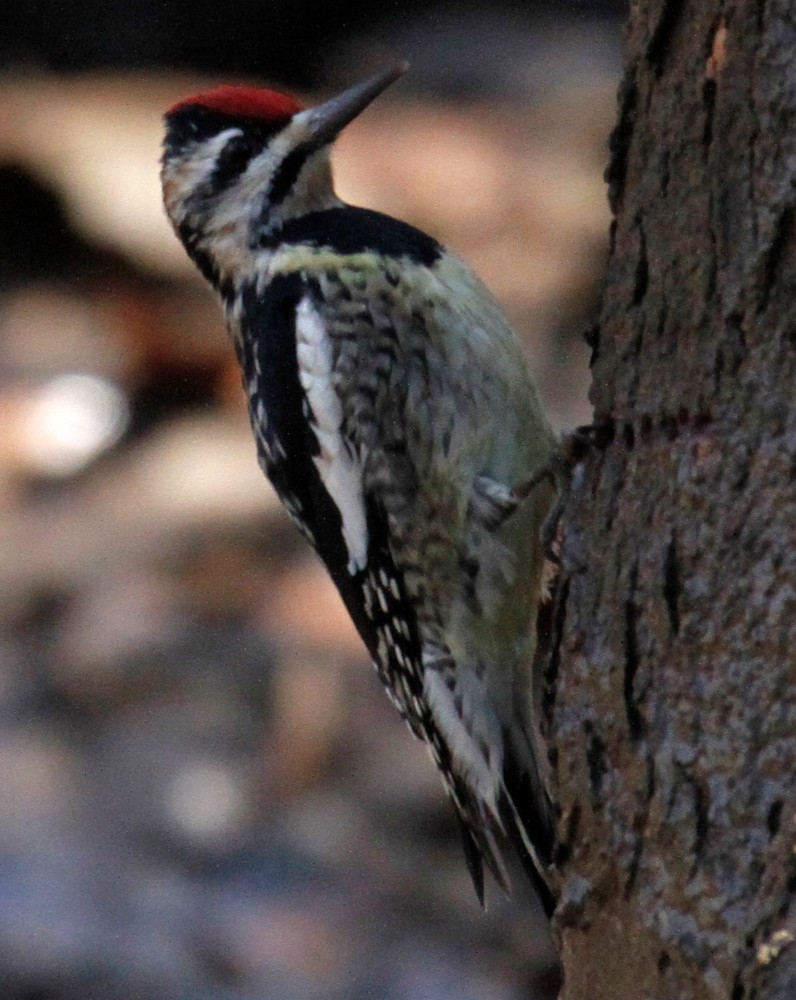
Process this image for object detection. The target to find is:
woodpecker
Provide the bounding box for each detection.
[161,64,558,910]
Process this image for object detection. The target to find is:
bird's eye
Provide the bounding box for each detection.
[219,135,255,174]
[206,135,257,194]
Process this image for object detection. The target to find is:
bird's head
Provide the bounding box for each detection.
[161,63,407,287]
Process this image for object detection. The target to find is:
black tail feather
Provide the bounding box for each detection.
[456,813,486,907]
[499,789,556,917]
[500,737,557,917]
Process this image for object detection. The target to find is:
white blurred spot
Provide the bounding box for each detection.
[166,761,245,841]
[21,373,128,476]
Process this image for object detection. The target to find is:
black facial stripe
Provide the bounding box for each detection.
[267,142,314,207]
[176,220,219,285]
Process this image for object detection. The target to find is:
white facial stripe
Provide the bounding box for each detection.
[163,128,242,218]
[163,115,340,291]
[210,133,290,231]
[215,115,311,229]
[295,297,368,574]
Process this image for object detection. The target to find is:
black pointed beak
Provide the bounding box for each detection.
[299,62,408,145]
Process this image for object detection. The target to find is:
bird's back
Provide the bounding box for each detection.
[240,206,557,902]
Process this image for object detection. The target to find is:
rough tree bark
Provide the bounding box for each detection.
[546,1,795,997]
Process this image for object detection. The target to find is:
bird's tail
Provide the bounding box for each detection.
[499,734,556,916]
[451,730,556,914]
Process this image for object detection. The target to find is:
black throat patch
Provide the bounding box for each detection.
[260,206,443,267]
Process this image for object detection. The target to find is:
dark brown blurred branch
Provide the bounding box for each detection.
[547,0,796,996]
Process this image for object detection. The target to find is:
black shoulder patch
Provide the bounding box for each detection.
[265,207,443,267]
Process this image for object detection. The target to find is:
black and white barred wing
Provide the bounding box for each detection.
[311,263,556,908]
[238,264,553,908]
[303,269,531,897]
[292,286,434,733]
[235,271,428,736]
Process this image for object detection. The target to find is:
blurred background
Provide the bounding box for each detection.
[0,2,621,998]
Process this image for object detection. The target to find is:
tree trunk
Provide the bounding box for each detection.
[547,1,796,997]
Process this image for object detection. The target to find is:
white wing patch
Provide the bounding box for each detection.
[295,297,368,575]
